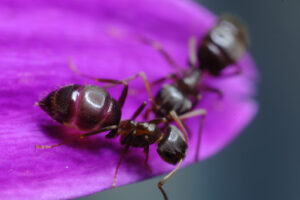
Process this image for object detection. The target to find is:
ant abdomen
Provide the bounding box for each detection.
[198,15,248,75]
[39,84,121,131]
[157,125,187,165]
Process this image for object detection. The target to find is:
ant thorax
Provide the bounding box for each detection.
[119,120,162,147]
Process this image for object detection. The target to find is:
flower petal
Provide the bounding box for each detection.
[0,0,258,199]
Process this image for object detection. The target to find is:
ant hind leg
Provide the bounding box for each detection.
[137,36,183,74]
[177,108,207,162]
[188,36,198,68]
[112,142,131,188]
[169,110,189,143]
[35,125,118,149]
[143,145,152,173]
[158,159,183,200]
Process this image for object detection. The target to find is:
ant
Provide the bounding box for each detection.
[135,15,249,162]
[36,61,204,200]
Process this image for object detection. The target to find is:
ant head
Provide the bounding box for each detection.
[157,125,187,165]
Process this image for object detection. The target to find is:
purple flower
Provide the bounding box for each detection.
[0,0,258,199]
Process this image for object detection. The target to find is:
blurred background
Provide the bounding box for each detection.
[79,0,300,199]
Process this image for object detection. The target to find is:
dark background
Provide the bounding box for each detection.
[79,0,300,199]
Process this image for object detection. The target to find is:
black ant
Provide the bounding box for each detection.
[36,61,203,200]
[135,15,249,162]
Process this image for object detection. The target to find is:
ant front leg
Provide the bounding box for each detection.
[113,141,131,188]
[158,159,183,200]
[188,36,198,68]
[129,73,179,97]
[69,58,132,107]
[178,108,207,162]
[137,36,183,74]
[169,110,189,143]
[35,125,118,149]
[150,73,179,87]
[131,101,147,120]
[143,145,152,173]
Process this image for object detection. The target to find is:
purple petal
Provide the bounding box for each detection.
[0,0,258,199]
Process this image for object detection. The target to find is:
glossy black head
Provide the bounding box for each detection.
[198,15,248,76]
[157,125,187,165]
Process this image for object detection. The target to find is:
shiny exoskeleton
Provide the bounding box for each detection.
[197,15,248,75]
[39,84,121,133]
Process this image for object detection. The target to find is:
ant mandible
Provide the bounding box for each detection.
[36,61,203,200]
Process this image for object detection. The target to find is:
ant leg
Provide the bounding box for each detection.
[177,108,207,162]
[195,114,205,162]
[158,159,183,200]
[134,72,155,103]
[35,125,118,149]
[131,101,147,120]
[137,36,183,74]
[130,72,161,110]
[188,36,198,68]
[116,81,128,108]
[150,73,179,87]
[113,142,131,188]
[178,108,206,120]
[69,58,131,107]
[35,142,65,149]
[143,145,152,173]
[169,111,189,143]
[191,93,202,110]
[143,107,152,120]
[99,71,153,108]
[199,84,223,99]
[148,117,168,125]
[181,119,192,137]
[129,73,179,96]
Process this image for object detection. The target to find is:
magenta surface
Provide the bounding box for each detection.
[0,0,258,199]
